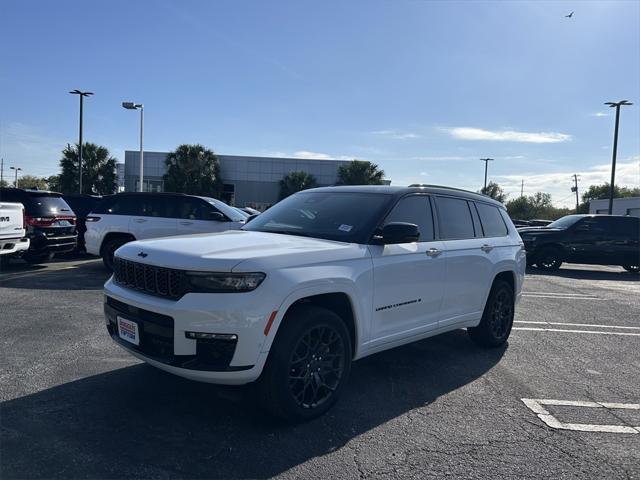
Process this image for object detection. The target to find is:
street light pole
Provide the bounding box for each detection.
[480,158,494,191]
[604,100,632,215]
[69,89,94,194]
[10,166,22,188]
[122,102,144,192]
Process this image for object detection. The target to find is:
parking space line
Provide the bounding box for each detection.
[521,398,640,434]
[523,292,599,297]
[522,294,602,300]
[513,327,640,336]
[515,321,640,330]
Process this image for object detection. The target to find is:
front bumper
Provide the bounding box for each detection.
[103,278,275,385]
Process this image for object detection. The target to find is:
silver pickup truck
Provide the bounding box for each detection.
[0,201,30,262]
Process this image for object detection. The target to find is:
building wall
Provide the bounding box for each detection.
[589,197,640,217]
[123,151,353,208]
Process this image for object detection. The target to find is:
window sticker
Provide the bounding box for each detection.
[338,224,353,232]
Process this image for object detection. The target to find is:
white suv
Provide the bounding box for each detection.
[103,186,525,421]
[85,192,246,270]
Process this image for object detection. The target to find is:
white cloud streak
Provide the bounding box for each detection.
[590,112,609,117]
[445,127,571,143]
[292,151,352,161]
[371,130,421,140]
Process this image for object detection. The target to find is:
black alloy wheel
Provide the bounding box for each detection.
[468,279,515,347]
[536,247,563,271]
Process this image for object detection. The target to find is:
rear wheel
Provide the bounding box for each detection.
[468,279,515,347]
[536,247,563,271]
[257,305,352,422]
[623,265,639,274]
[102,237,131,271]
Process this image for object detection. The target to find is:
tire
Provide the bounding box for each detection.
[102,237,131,271]
[256,304,352,422]
[536,247,563,271]
[468,279,515,348]
[23,251,54,265]
[623,265,639,274]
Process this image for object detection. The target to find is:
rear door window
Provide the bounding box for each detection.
[383,195,434,241]
[139,196,174,218]
[103,195,144,216]
[475,202,509,237]
[435,196,475,239]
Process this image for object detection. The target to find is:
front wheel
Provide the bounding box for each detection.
[623,265,639,274]
[256,305,352,422]
[102,237,131,271]
[468,279,515,348]
[536,247,563,271]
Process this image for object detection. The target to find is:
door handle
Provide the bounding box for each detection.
[134,219,147,223]
[179,221,193,226]
[481,244,494,253]
[426,248,442,257]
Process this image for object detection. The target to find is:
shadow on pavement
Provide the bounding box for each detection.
[0,259,109,290]
[0,330,506,479]
[526,266,639,282]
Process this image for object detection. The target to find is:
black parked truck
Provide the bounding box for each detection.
[519,214,640,273]
[0,188,78,264]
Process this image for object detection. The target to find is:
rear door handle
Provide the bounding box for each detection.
[481,244,494,253]
[426,248,442,257]
[179,221,193,226]
[134,218,147,223]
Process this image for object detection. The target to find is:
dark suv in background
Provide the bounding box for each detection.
[519,214,640,272]
[62,194,102,252]
[0,188,78,264]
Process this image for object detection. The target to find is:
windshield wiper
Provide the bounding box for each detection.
[261,229,315,238]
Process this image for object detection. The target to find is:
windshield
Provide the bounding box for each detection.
[547,215,584,229]
[242,191,393,243]
[201,197,247,222]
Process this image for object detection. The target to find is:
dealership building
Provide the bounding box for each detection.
[122,151,354,209]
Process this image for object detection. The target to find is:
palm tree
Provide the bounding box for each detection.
[58,143,118,194]
[163,144,223,196]
[337,160,385,185]
[279,171,317,199]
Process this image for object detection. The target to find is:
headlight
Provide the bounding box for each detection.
[185,272,266,293]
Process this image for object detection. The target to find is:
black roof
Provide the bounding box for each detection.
[306,185,505,208]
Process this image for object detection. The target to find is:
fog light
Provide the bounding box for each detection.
[185,332,238,341]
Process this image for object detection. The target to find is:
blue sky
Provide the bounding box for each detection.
[1,0,638,206]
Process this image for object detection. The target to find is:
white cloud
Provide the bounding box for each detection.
[445,127,571,143]
[371,130,421,140]
[590,112,609,117]
[292,151,352,161]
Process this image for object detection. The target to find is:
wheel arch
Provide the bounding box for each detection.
[100,232,136,255]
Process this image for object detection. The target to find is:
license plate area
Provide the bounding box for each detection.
[117,316,140,346]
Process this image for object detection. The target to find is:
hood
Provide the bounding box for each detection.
[518,227,564,234]
[114,230,369,272]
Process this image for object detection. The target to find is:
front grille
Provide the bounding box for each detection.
[113,257,187,300]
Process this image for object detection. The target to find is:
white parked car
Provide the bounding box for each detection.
[85,192,246,270]
[103,186,526,421]
[0,201,30,261]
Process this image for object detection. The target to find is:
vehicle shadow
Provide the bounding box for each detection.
[0,259,109,290]
[0,330,505,479]
[526,266,639,282]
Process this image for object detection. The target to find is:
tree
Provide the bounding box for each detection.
[578,182,640,212]
[59,143,118,194]
[506,191,567,220]
[163,144,223,196]
[0,179,9,188]
[479,181,507,203]
[337,160,385,185]
[46,175,62,193]
[279,171,317,199]
[16,175,47,190]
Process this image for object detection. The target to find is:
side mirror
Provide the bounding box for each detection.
[376,222,420,244]
[207,212,226,222]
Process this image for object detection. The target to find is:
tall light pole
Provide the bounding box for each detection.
[10,166,22,188]
[69,90,94,194]
[480,158,494,191]
[604,100,632,215]
[122,102,144,192]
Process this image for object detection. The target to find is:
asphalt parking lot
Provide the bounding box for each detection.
[1,258,639,479]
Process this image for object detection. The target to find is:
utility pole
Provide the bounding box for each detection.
[480,158,494,191]
[604,100,633,214]
[0,158,4,185]
[520,179,524,197]
[571,174,580,214]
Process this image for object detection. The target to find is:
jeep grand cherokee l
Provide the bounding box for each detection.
[520,214,640,272]
[103,185,525,421]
